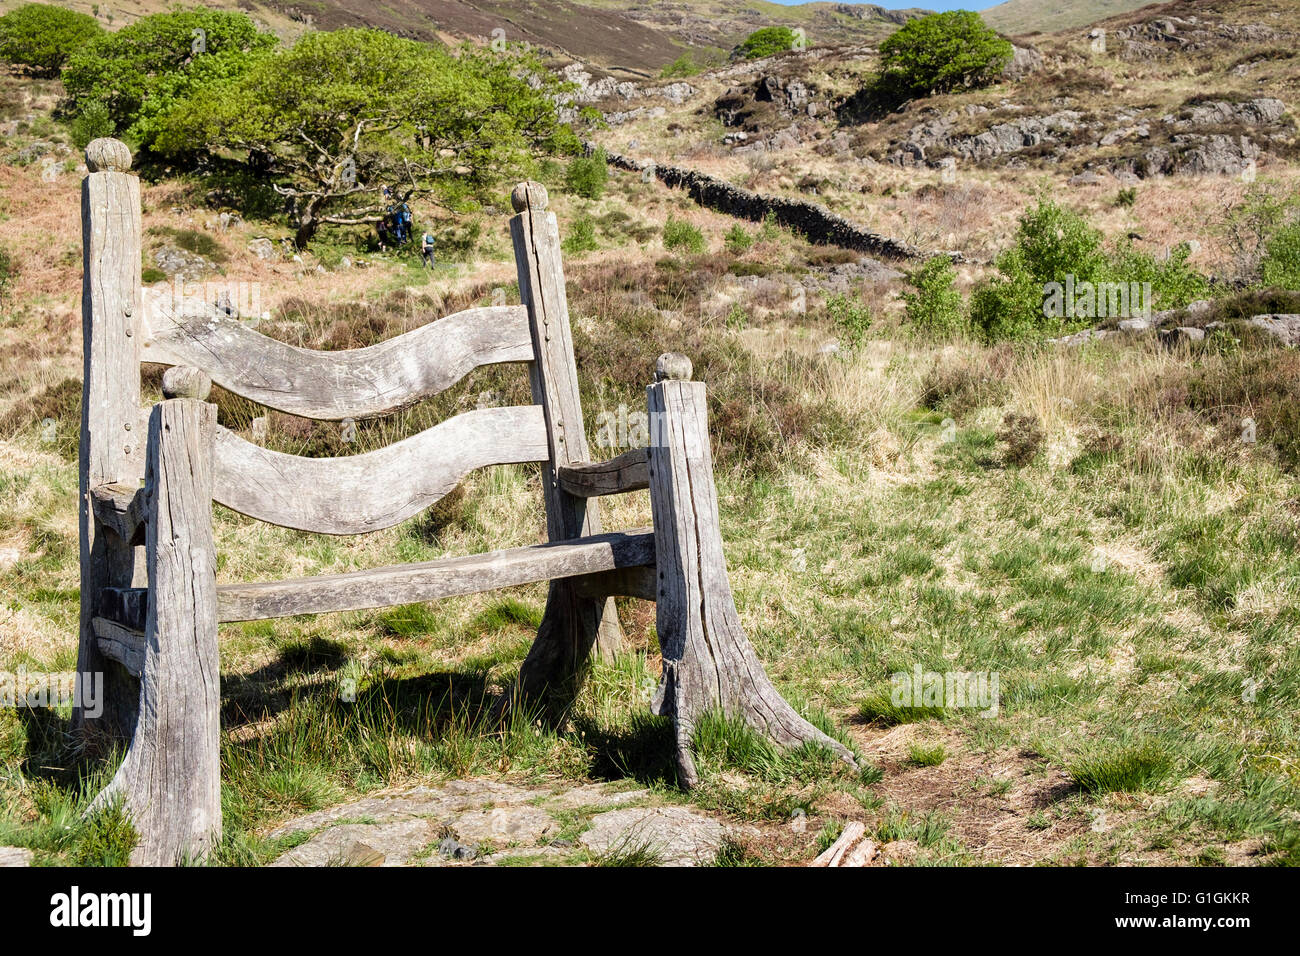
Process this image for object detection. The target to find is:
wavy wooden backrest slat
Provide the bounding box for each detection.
[211,405,549,535]
[142,302,533,420]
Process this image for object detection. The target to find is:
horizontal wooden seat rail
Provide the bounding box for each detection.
[92,616,145,679]
[211,405,548,534]
[98,528,655,627]
[143,303,533,421]
[556,447,650,498]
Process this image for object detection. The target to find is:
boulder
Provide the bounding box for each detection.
[1247,314,1300,347]
[1002,45,1045,79]
[1159,326,1206,347]
[153,245,215,282]
[580,806,732,866]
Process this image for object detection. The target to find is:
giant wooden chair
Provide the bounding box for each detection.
[74,139,855,865]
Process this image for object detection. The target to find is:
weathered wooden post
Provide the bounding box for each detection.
[93,366,222,866]
[646,353,859,787]
[75,138,144,743]
[509,181,625,713]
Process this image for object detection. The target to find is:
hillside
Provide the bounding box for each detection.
[982,0,1157,36]
[0,0,932,75]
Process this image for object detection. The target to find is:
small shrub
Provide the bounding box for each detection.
[902,256,966,336]
[723,224,754,253]
[662,216,705,254]
[737,26,797,61]
[920,348,1012,416]
[1220,183,1299,284]
[825,293,872,350]
[970,199,1209,341]
[562,216,598,255]
[661,51,702,78]
[0,245,15,305]
[68,800,137,867]
[996,411,1044,467]
[69,99,114,149]
[1115,187,1137,208]
[564,148,608,200]
[1260,221,1300,290]
[1107,240,1210,311]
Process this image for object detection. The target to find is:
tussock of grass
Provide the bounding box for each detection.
[1068,742,1175,794]
[593,837,663,867]
[857,688,947,726]
[907,742,948,767]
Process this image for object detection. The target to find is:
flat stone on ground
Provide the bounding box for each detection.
[580,806,730,866]
[0,846,33,867]
[269,819,435,867]
[266,779,547,839]
[451,806,558,845]
[549,783,651,809]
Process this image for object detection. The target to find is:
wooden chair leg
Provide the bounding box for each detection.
[647,356,859,788]
[510,180,625,718]
[75,140,144,744]
[92,395,222,865]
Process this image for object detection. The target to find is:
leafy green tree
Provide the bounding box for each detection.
[0,3,101,76]
[738,26,798,60]
[62,9,276,148]
[877,11,1012,100]
[156,29,577,249]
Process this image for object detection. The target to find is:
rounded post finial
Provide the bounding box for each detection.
[85,138,133,173]
[511,181,549,213]
[654,352,693,382]
[162,366,212,401]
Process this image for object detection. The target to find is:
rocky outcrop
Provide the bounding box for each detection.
[559,62,696,106]
[883,95,1287,178]
[1182,97,1286,127]
[264,778,747,867]
[1132,134,1260,178]
[1248,315,1300,347]
[833,3,930,26]
[1114,16,1280,61]
[596,144,932,261]
[1001,45,1045,80]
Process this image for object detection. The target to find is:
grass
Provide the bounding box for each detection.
[1068,742,1176,795]
[907,742,948,767]
[5,30,1300,865]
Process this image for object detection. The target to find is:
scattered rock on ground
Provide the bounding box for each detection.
[0,846,33,867]
[579,806,733,866]
[271,820,434,867]
[1248,314,1300,347]
[154,245,215,281]
[266,779,692,867]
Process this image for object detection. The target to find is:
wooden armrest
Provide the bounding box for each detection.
[91,482,146,545]
[557,447,650,498]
